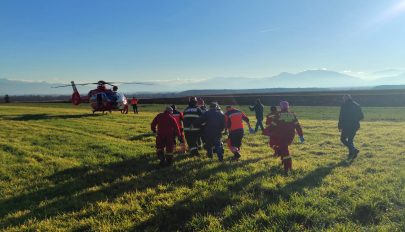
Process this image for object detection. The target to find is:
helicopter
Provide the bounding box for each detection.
[52,80,152,114]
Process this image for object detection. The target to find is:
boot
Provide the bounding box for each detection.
[165,154,173,166]
[157,150,165,167]
[352,148,359,159]
[231,152,241,161]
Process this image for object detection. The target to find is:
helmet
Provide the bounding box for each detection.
[189,97,197,104]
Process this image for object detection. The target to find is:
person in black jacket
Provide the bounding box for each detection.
[338,95,364,159]
[194,102,225,161]
[249,98,265,133]
[183,97,203,156]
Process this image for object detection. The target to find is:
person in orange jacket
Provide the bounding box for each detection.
[130,97,139,114]
[224,105,254,161]
[270,101,304,174]
[151,106,182,166]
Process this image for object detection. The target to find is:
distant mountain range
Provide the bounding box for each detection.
[1,70,405,95]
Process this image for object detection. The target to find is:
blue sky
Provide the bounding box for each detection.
[1,0,405,84]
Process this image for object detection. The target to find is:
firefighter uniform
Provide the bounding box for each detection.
[225,107,251,160]
[270,105,304,173]
[193,103,225,161]
[183,103,203,156]
[264,111,280,156]
[151,108,181,166]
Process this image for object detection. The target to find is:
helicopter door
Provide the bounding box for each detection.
[97,93,103,106]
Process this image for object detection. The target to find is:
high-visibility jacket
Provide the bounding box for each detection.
[225,108,249,132]
[270,111,303,145]
[183,105,203,132]
[172,110,184,129]
[130,98,138,105]
[151,112,180,137]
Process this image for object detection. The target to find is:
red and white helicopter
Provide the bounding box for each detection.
[53,80,152,114]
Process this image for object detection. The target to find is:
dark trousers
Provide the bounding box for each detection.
[227,129,244,152]
[340,129,357,153]
[184,130,200,155]
[255,119,264,132]
[132,104,138,113]
[205,137,224,161]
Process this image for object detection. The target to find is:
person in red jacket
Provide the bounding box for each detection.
[263,106,279,156]
[225,106,254,160]
[130,97,139,114]
[151,106,182,166]
[270,101,304,174]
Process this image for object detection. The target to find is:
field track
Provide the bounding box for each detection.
[0,103,404,231]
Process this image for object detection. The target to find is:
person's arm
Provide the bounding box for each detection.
[338,106,343,131]
[219,113,226,132]
[242,112,250,126]
[293,115,304,142]
[180,112,184,122]
[357,105,364,121]
[151,114,159,133]
[193,113,206,128]
[171,117,181,137]
[225,114,231,130]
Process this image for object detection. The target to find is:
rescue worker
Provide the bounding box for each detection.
[197,98,207,112]
[270,101,304,174]
[196,97,207,150]
[171,104,186,153]
[151,106,182,166]
[263,106,279,156]
[249,98,265,133]
[193,102,226,161]
[338,94,364,159]
[130,97,139,114]
[4,94,10,103]
[225,105,254,161]
[112,86,119,105]
[183,97,203,156]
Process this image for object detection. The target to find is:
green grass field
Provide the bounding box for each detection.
[0,103,404,231]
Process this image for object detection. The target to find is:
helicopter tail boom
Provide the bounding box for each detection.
[71,81,81,105]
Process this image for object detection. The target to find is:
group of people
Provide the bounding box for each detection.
[150,95,364,174]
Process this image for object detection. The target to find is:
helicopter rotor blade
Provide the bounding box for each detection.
[106,81,157,86]
[51,83,98,88]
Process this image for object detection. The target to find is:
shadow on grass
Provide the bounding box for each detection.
[0,154,265,229]
[129,132,155,141]
[0,149,348,231]
[220,160,349,230]
[0,113,101,121]
[133,161,348,231]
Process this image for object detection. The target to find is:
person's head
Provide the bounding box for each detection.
[209,102,218,110]
[112,86,118,92]
[189,97,197,106]
[280,101,289,112]
[132,96,135,99]
[343,94,352,102]
[197,98,205,106]
[256,98,261,104]
[270,106,277,113]
[171,104,177,111]
[226,105,232,112]
[165,106,173,114]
